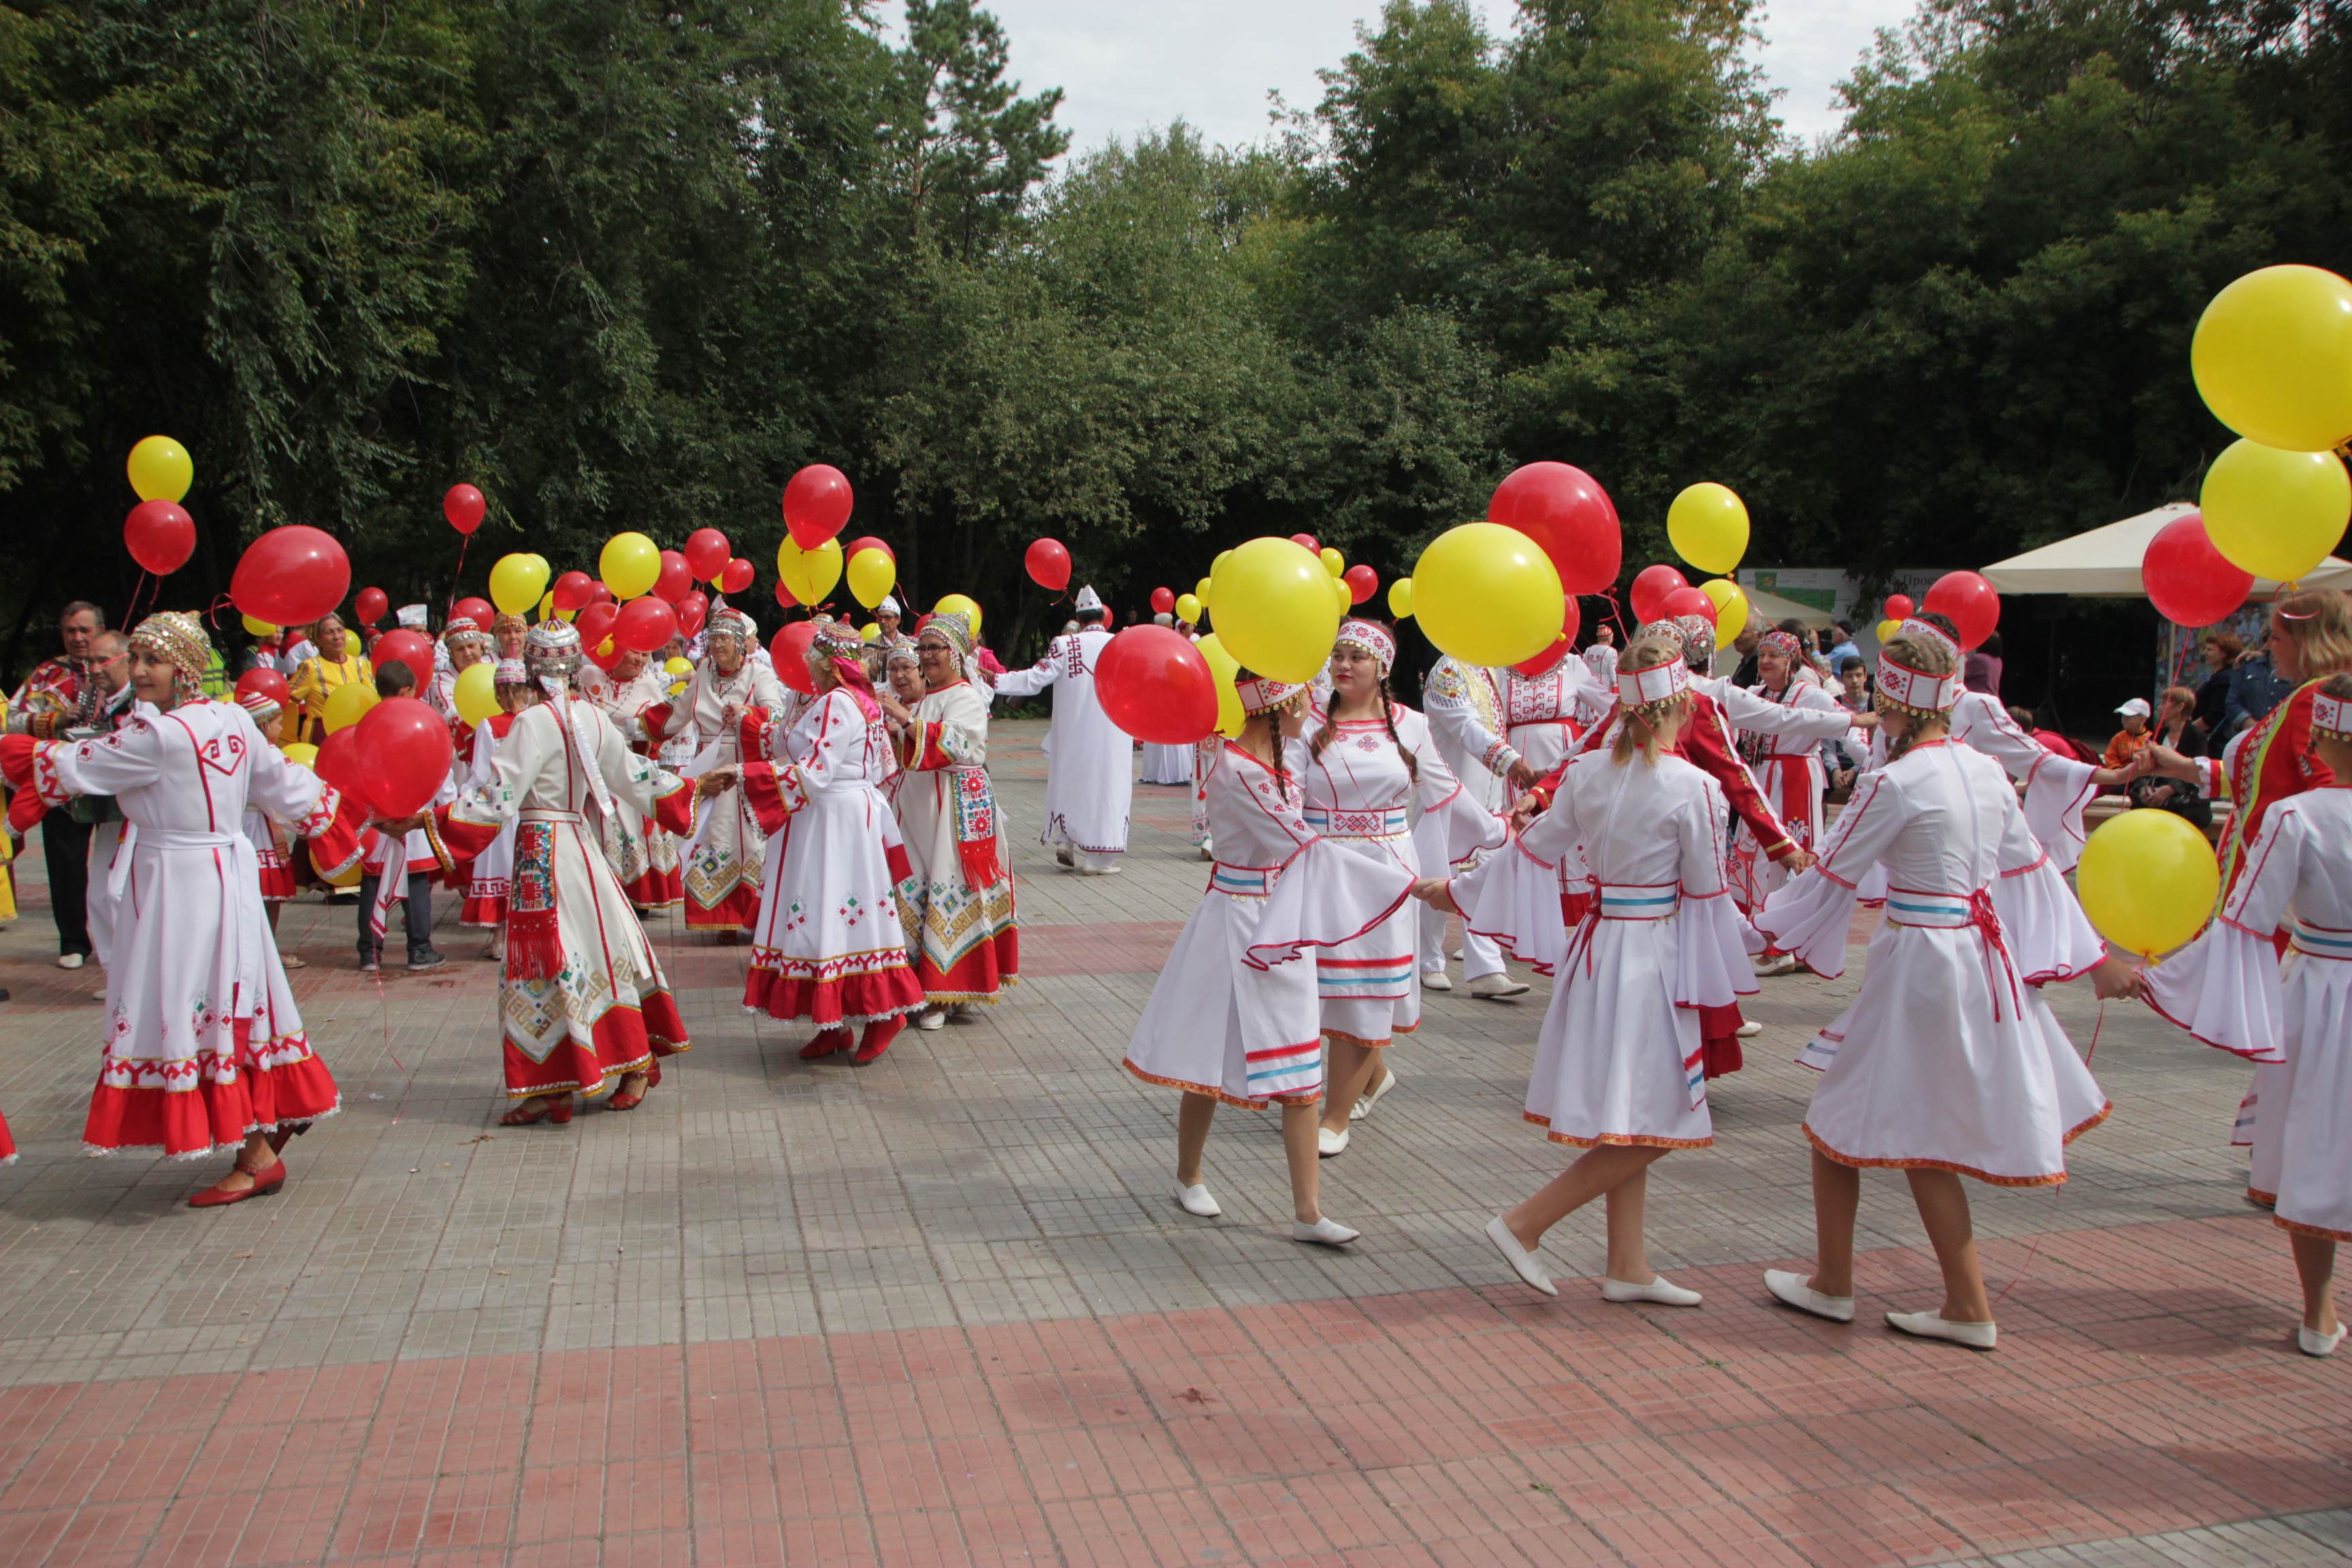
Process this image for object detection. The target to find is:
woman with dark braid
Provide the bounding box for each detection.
[1298,619,1501,1156]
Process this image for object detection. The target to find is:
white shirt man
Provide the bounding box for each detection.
[990,585,1130,873]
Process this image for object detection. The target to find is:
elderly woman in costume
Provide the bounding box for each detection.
[877,611,1018,1030]
[580,643,681,914]
[425,621,720,1126]
[736,619,926,1064]
[0,612,363,1204]
[657,607,785,938]
[426,617,493,725]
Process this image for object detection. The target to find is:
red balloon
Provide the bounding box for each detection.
[585,636,622,672]
[1661,586,1714,623]
[1025,538,1071,592]
[2142,512,2254,629]
[774,578,798,610]
[356,586,389,627]
[1343,564,1379,605]
[843,535,892,563]
[235,668,293,714]
[231,525,350,627]
[124,500,195,575]
[450,596,495,631]
[574,603,619,653]
[615,596,681,653]
[1882,593,1915,622]
[1094,625,1217,745]
[1289,534,1319,554]
[653,550,693,604]
[1629,564,1691,625]
[589,581,614,606]
[1488,463,1622,595]
[370,629,434,684]
[721,558,755,595]
[551,572,595,612]
[1921,570,2001,652]
[1514,634,1569,678]
[314,729,373,815]
[444,483,486,535]
[676,590,709,638]
[782,463,853,549]
[683,528,732,582]
[354,696,455,817]
[1150,586,1175,615]
[772,622,819,695]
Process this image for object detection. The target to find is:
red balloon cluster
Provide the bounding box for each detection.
[575,602,619,659]
[552,572,595,612]
[1921,571,2001,652]
[2142,511,2254,627]
[1629,564,1690,625]
[1882,593,1914,623]
[1096,625,1216,745]
[1488,463,1622,595]
[355,696,455,817]
[783,463,853,549]
[772,622,819,695]
[444,484,486,535]
[371,629,434,683]
[1026,538,1071,592]
[589,581,613,606]
[356,586,389,627]
[1343,564,1378,605]
[721,558,755,595]
[683,528,732,582]
[314,730,372,815]
[1661,585,1713,623]
[235,667,293,715]
[451,595,495,631]
[774,578,799,610]
[615,597,680,653]
[125,500,195,575]
[677,591,709,638]
[653,550,693,604]
[231,525,350,629]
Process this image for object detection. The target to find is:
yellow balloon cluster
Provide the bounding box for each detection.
[1411,523,1562,667]
[1208,537,1343,684]
[1667,483,1750,575]
[2191,265,2352,454]
[1196,632,1244,737]
[847,547,895,608]
[127,436,193,503]
[490,553,551,616]
[778,536,843,604]
[453,662,499,726]
[2075,808,2220,958]
[323,682,378,733]
[2200,440,2351,583]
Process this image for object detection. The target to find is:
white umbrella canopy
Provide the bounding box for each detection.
[1737,585,1838,630]
[1980,502,2352,597]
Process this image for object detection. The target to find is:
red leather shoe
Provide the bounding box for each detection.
[189,1158,286,1208]
[853,1016,905,1064]
[607,1070,652,1111]
[799,1028,851,1060]
[500,1096,573,1126]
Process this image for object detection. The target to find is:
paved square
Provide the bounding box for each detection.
[1,721,2347,1565]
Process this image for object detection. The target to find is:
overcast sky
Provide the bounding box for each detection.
[889,0,1921,157]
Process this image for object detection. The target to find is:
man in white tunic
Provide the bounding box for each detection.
[1420,655,1529,997]
[991,585,1130,874]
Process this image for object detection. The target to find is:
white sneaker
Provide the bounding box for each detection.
[1420,970,1453,992]
[2298,1322,2345,1356]
[1292,1217,1360,1247]
[56,953,84,970]
[1752,953,1799,977]
[913,1007,946,1031]
[1316,1126,1350,1158]
[1175,1182,1222,1218]
[1601,1274,1703,1307]
[1077,863,1122,876]
[1350,1068,1398,1122]
[1735,1020,1764,1039]
[1764,1268,1855,1322]
[1468,973,1529,1000]
[1450,947,1464,962]
[1483,1216,1555,1297]
[1886,1309,1997,1350]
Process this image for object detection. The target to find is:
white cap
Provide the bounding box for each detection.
[1074,585,1103,614]
[878,596,900,616]
[2116,696,2152,719]
[396,604,429,628]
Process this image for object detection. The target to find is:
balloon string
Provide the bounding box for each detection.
[448,535,473,619]
[1989,999,2101,1309]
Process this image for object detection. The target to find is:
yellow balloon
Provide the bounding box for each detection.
[489,552,551,616]
[322,681,378,734]
[1173,593,1202,624]
[933,593,983,638]
[1196,632,1245,738]
[537,591,556,621]
[281,742,319,770]
[1876,617,1901,642]
[1411,523,1563,666]
[601,532,661,599]
[1194,576,1213,608]
[127,435,193,503]
[2199,440,2352,583]
[860,623,879,642]
[1668,483,1750,574]
[453,662,499,727]
[1388,578,1414,620]
[2075,807,2221,958]
[595,637,616,661]
[778,536,843,606]
[664,656,693,676]
[1320,546,1345,578]
[1209,536,1343,684]
[1328,574,1352,613]
[2191,265,2352,453]
[242,614,277,638]
[1697,577,1750,640]
[846,546,896,609]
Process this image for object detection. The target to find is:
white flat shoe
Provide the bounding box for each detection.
[1077,864,1122,876]
[1175,1182,1221,1218]
[56,953,84,970]
[2298,1323,2345,1356]
[1350,1068,1398,1122]
[1467,973,1529,1000]
[1735,1019,1763,1038]
[1484,1216,1555,1296]
[913,1007,945,1031]
[1752,953,1799,977]
[1764,1268,1855,1323]
[1886,1309,1997,1350]
[1292,1218,1360,1247]
[1196,845,1215,862]
[1420,970,1453,992]
[1450,947,1464,962]
[1316,1126,1350,1158]
[1601,1274,1702,1307]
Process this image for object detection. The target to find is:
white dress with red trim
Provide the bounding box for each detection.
[1757,740,2110,1187]
[664,660,785,929]
[581,664,683,911]
[991,628,1131,856]
[1449,751,1751,1149]
[1126,742,1416,1108]
[242,779,297,905]
[459,713,519,926]
[1298,703,1501,1048]
[892,679,1018,1004]
[740,688,926,1028]
[2142,787,2352,1237]
[1503,662,1606,778]
[1729,679,1848,911]
[433,698,695,1100]
[0,701,360,1157]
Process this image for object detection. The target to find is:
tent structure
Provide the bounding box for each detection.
[1980,502,2352,597]
[1738,585,1837,630]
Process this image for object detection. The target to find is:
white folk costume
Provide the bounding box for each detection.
[740,626,925,1029]
[459,705,520,927]
[581,658,683,911]
[1125,681,1417,1108]
[431,624,696,1101]
[0,614,363,1157]
[1448,663,1753,1149]
[660,615,786,929]
[1729,631,1853,911]
[1503,658,1608,778]
[1757,650,2110,1186]
[1420,656,1516,979]
[891,615,1018,1004]
[992,589,1129,868]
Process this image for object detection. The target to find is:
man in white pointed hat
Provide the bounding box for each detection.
[874,596,913,652]
[992,585,1130,873]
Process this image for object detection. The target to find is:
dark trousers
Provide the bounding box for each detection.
[39,806,93,958]
[356,870,436,962]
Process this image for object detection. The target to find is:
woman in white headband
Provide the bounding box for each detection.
[1750,630,2138,1350]
[1416,632,1750,1304]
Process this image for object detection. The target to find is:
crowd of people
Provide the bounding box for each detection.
[1,581,2347,1360]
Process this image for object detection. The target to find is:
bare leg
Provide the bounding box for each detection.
[1176,1092,1216,1188]
[1604,1171,1654,1285]
[203,1132,280,1196]
[1501,1145,1668,1252]
[1319,1039,1379,1134]
[1281,1102,1324,1223]
[1808,1147,1861,1297]
[2291,1232,2339,1335]
[1907,1169,1991,1323]
[265,903,281,936]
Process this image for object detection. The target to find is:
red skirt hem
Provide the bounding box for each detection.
[461,895,508,928]
[915,930,1019,1001]
[504,990,690,1098]
[685,884,764,930]
[744,964,925,1027]
[626,865,685,911]
[82,1049,341,1159]
[1697,1001,1744,1079]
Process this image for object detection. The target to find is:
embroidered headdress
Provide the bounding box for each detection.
[1757,629,1804,662]
[1618,653,1691,721]
[1074,585,1105,615]
[807,617,883,721]
[705,608,756,649]
[917,610,978,685]
[1237,674,1305,716]
[493,657,529,686]
[129,611,212,707]
[2313,689,2351,742]
[1876,644,1962,717]
[236,687,282,725]
[1334,619,1397,676]
[1669,614,1717,674]
[1897,617,1961,662]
